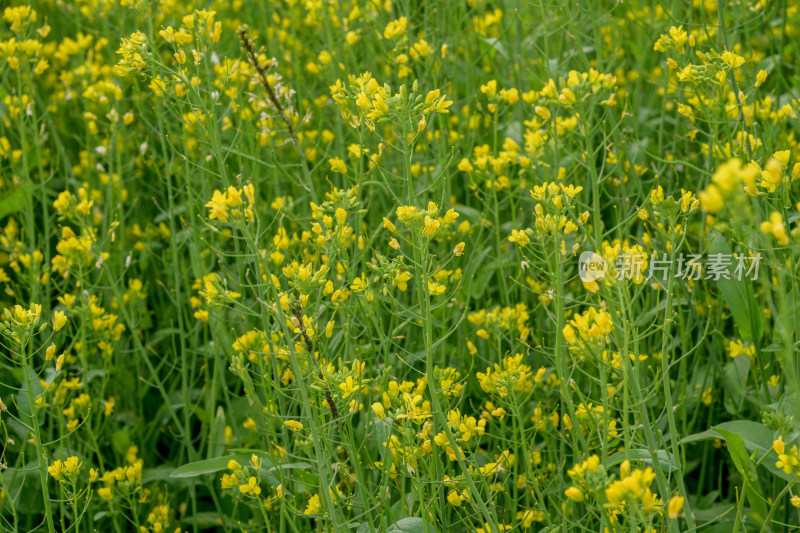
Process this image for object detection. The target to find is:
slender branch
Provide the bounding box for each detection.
[294,301,340,429]
[238,27,296,137]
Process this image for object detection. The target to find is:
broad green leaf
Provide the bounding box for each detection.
[179,512,234,528]
[111,428,131,457]
[369,417,393,457]
[606,449,677,472]
[483,38,508,59]
[171,452,309,486]
[0,185,28,220]
[465,246,493,298]
[682,420,772,451]
[708,230,763,342]
[715,427,767,525]
[142,465,182,484]
[2,466,39,514]
[387,517,440,533]
[680,427,719,444]
[715,428,759,482]
[15,365,45,427]
[208,406,226,459]
[682,420,790,482]
[170,453,257,478]
[722,356,750,414]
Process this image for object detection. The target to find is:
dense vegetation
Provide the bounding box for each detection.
[1,1,800,531]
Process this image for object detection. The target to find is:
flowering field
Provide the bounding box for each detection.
[2,0,800,531]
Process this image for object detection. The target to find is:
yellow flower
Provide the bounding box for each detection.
[335,207,347,225]
[396,205,418,222]
[239,477,261,496]
[206,190,230,222]
[777,450,799,475]
[558,88,576,105]
[720,50,745,69]
[339,376,359,398]
[564,487,583,502]
[383,17,407,40]
[701,387,713,406]
[500,88,519,104]
[761,212,789,246]
[428,281,446,295]
[774,437,786,455]
[423,216,440,237]
[698,185,724,214]
[104,397,115,416]
[328,157,347,174]
[447,490,467,506]
[508,229,530,247]
[755,69,768,87]
[48,460,64,481]
[425,90,452,113]
[371,402,386,419]
[382,217,397,233]
[304,493,321,514]
[667,496,684,519]
[64,456,81,476]
[480,80,497,98]
[443,209,459,224]
[284,420,304,432]
[52,311,67,332]
[394,271,411,291]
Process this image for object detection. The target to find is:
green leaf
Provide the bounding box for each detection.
[680,427,720,445]
[208,406,226,459]
[179,512,234,528]
[15,366,45,427]
[682,420,771,453]
[170,454,255,478]
[715,428,759,481]
[369,417,393,458]
[1,465,39,514]
[722,356,750,414]
[465,246,493,298]
[111,428,131,457]
[0,185,28,220]
[708,230,763,342]
[606,449,677,472]
[386,517,440,533]
[142,465,183,484]
[715,427,767,524]
[483,38,508,59]
[170,452,309,485]
[682,420,790,482]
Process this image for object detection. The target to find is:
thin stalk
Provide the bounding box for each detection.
[21,339,56,533]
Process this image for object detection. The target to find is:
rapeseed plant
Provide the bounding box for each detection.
[4,1,800,532]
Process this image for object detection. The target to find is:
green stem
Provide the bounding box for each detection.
[21,339,56,533]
